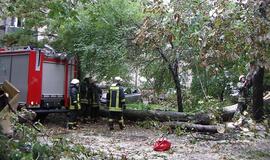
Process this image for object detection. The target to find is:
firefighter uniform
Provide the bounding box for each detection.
[237,76,249,114]
[234,75,251,123]
[88,81,102,121]
[107,77,126,130]
[67,79,81,129]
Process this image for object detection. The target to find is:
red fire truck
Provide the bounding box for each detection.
[0,47,77,114]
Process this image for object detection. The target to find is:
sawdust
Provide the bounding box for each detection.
[40,115,270,160]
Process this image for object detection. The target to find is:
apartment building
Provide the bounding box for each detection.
[0,17,23,38]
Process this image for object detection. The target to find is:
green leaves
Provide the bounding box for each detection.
[51,0,144,80]
[1,0,269,93]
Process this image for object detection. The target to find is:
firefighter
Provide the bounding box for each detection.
[80,75,90,119]
[88,77,102,121]
[107,77,125,129]
[233,75,254,129]
[237,75,249,114]
[107,77,126,130]
[67,79,81,129]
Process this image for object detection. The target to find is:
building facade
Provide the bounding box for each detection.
[0,17,23,38]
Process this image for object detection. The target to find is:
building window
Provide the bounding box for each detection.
[17,18,22,27]
[11,17,16,26]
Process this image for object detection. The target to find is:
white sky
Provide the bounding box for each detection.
[164,0,170,5]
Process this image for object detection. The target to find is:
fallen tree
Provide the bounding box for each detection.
[220,104,238,122]
[99,94,270,125]
[99,109,216,124]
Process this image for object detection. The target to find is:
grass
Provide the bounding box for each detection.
[126,103,163,111]
[184,98,233,114]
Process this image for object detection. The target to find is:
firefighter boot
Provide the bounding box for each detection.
[67,122,77,130]
[118,117,125,130]
[109,119,114,130]
[67,122,73,129]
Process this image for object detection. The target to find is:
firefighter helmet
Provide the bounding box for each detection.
[114,76,123,82]
[239,75,245,81]
[71,79,80,84]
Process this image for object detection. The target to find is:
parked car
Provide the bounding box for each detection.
[100,88,142,104]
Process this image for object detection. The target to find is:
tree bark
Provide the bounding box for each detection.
[99,109,191,121]
[164,122,225,133]
[220,104,238,122]
[219,89,224,102]
[99,109,215,124]
[173,59,183,112]
[252,67,264,121]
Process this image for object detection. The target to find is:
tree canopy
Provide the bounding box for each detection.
[1,0,269,111]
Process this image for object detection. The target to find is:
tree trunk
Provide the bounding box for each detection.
[99,93,270,124]
[252,67,264,121]
[173,60,183,112]
[164,122,225,133]
[99,109,216,124]
[219,89,224,102]
[220,104,238,122]
[157,48,183,112]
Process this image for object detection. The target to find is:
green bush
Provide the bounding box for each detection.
[0,122,93,160]
[183,90,233,114]
[127,103,161,110]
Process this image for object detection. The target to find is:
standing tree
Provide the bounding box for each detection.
[132,0,212,112]
[199,0,270,120]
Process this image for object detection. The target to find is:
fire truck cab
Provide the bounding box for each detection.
[0,47,77,113]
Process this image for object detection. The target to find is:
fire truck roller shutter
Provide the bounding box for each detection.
[42,62,65,97]
[0,55,29,103]
[0,56,12,83]
[10,55,29,103]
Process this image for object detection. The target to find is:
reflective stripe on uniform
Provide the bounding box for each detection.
[109,107,122,112]
[80,99,88,104]
[109,86,121,112]
[69,93,81,110]
[238,97,246,103]
[69,104,75,110]
[77,93,81,110]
